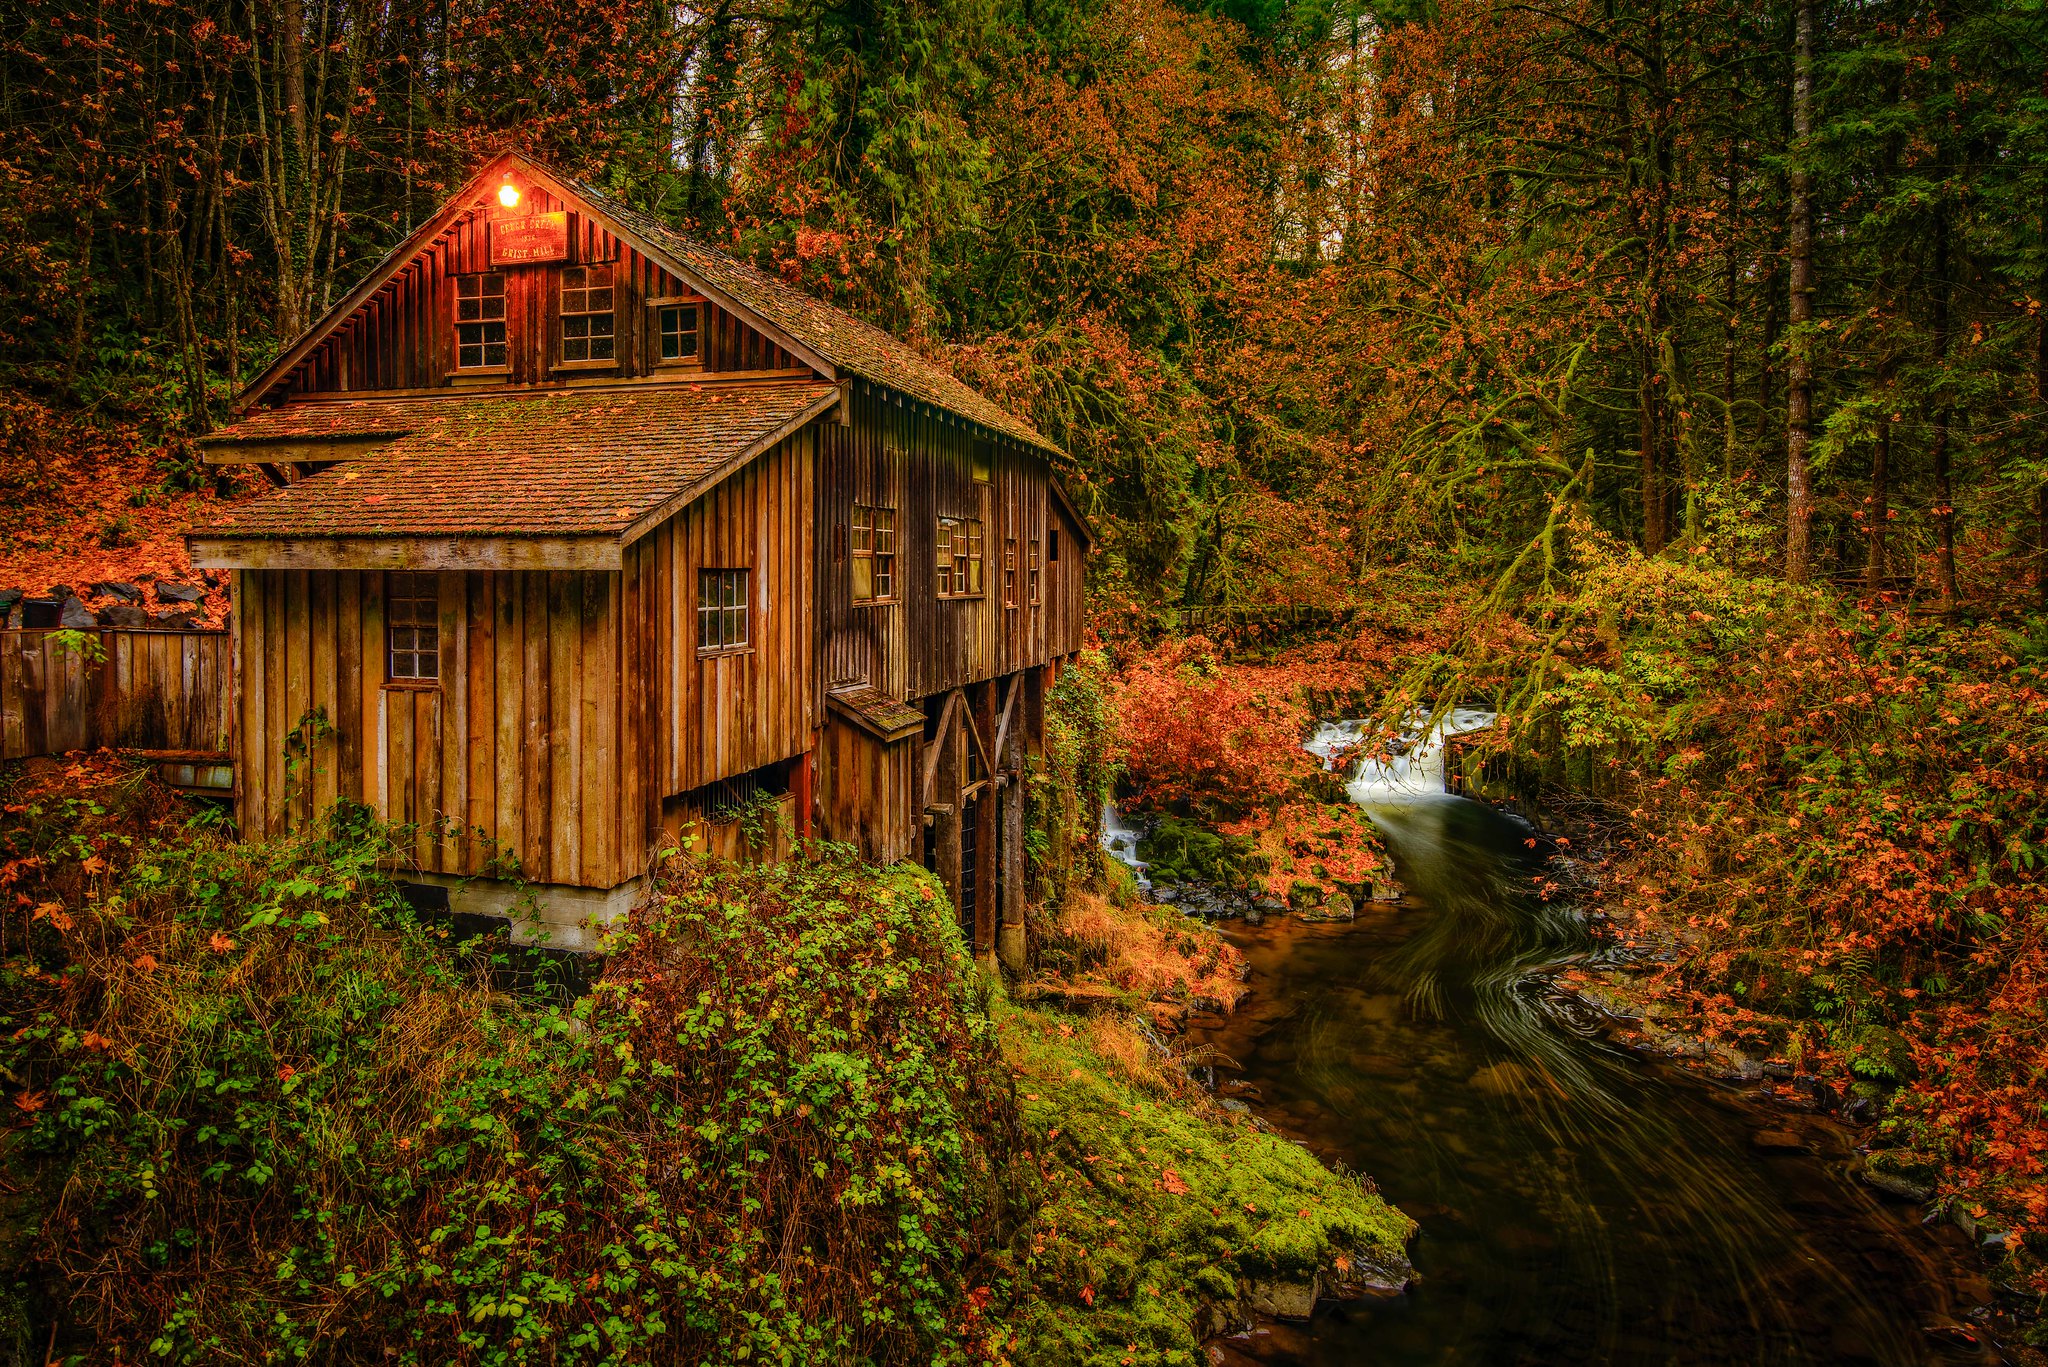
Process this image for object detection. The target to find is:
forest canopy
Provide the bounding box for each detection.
[5,0,2044,611]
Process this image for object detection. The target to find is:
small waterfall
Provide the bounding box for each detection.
[1306,709,1496,802]
[1099,801,1151,892]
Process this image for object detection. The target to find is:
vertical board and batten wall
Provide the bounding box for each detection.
[233,566,626,887]
[815,384,1084,703]
[280,185,804,398]
[233,431,815,888]
[623,428,817,827]
[0,630,232,760]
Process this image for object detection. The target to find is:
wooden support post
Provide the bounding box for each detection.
[934,704,964,933]
[974,682,998,965]
[793,747,814,843]
[998,692,1028,974]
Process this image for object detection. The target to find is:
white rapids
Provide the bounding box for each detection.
[1306,708,1497,802]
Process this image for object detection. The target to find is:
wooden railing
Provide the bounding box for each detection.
[0,629,233,761]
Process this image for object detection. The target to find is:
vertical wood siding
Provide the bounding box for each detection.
[625,427,817,800]
[235,565,628,888]
[815,383,1086,706]
[0,630,232,760]
[233,430,816,891]
[281,185,806,399]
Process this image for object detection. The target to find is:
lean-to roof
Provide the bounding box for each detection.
[191,382,836,554]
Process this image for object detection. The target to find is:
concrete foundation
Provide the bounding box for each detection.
[401,871,647,954]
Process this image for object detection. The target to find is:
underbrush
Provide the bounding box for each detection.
[2,756,1408,1364]
[1032,884,1248,1015]
[1105,639,1389,903]
[0,756,1017,1364]
[1421,524,2048,1289]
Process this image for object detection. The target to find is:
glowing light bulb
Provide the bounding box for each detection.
[497,179,521,209]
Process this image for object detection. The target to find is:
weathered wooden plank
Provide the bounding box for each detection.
[467,573,495,875]
[363,572,388,821]
[337,573,363,805]
[523,571,551,884]
[549,572,580,885]
[495,574,524,877]
[439,570,466,873]
[311,571,339,818]
[581,571,613,886]
[239,574,264,834]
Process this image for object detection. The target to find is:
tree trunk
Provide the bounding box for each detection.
[1866,399,1890,588]
[1784,0,1817,582]
[1930,211,1959,611]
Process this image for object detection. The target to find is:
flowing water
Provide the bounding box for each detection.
[1165,721,2005,1366]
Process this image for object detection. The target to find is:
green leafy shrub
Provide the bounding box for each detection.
[1,764,1020,1365]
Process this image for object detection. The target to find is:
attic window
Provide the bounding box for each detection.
[657,303,700,363]
[455,273,507,369]
[560,264,615,362]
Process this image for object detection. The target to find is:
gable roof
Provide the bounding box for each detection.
[188,382,837,570]
[234,150,1060,459]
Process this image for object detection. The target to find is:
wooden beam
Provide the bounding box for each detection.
[200,435,404,466]
[992,672,1021,768]
[919,689,964,810]
[187,535,621,572]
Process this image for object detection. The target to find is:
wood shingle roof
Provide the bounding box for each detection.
[192,382,836,554]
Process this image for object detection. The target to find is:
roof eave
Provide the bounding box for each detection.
[186,532,624,572]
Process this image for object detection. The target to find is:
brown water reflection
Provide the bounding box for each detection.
[1188,795,2005,1366]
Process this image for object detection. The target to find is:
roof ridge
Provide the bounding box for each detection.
[535,158,1061,457]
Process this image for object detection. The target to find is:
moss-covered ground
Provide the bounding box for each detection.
[997,1002,1412,1366]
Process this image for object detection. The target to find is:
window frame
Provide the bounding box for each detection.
[453,271,509,372]
[696,568,751,655]
[557,262,618,367]
[652,299,703,367]
[1002,537,1019,609]
[935,516,985,600]
[1027,537,1042,606]
[385,572,440,686]
[851,504,896,604]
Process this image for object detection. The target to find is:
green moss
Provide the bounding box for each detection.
[998,1006,1412,1366]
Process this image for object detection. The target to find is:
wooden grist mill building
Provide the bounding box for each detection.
[186,151,1089,963]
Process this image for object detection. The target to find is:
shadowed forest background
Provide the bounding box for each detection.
[9,0,2048,1347]
[7,0,2045,610]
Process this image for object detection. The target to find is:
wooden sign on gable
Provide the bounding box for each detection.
[491,212,569,265]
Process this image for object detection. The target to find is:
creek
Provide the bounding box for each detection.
[1148,720,2006,1365]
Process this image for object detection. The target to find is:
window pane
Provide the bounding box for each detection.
[457,297,481,322]
[726,604,746,645]
[588,288,613,312]
[876,562,892,599]
[852,558,873,601]
[458,276,479,299]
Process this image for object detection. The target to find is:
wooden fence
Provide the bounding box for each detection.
[0,629,233,762]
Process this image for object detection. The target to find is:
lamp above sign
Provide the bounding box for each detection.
[491,212,569,266]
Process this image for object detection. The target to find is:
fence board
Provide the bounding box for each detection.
[0,630,233,761]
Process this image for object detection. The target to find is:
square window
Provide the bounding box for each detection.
[560,263,617,365]
[697,569,749,653]
[851,504,895,603]
[658,303,701,362]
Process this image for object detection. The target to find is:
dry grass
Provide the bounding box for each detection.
[1034,887,1246,1014]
